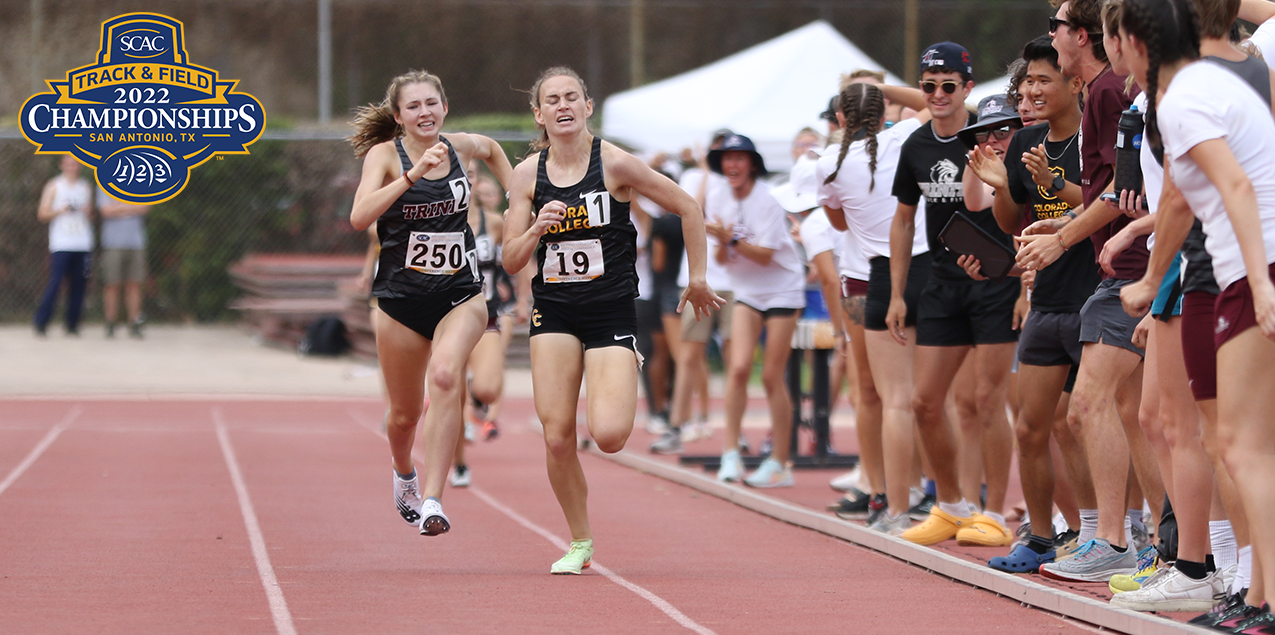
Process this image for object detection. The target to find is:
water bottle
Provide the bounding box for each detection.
[1114,105,1143,196]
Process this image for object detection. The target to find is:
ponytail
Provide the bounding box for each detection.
[348,70,447,159]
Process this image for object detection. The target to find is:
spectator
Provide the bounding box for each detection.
[34,155,93,338]
[97,187,150,338]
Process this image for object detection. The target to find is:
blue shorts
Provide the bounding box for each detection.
[1150,253,1183,318]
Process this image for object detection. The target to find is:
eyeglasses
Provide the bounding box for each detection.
[974,126,1016,144]
[1049,17,1070,33]
[921,80,961,95]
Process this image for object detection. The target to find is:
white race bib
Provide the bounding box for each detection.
[543,239,604,283]
[406,232,466,275]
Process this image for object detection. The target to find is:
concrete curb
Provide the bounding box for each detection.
[593,447,1211,635]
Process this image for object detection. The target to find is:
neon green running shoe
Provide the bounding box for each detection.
[1109,547,1160,594]
[551,539,594,575]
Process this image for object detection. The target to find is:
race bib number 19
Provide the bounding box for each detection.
[543,239,604,283]
[406,232,466,275]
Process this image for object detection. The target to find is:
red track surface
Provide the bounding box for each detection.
[1,398,1103,634]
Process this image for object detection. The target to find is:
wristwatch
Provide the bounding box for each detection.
[1048,174,1066,194]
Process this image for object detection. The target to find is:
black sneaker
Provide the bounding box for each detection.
[1187,591,1252,629]
[907,493,936,521]
[864,494,888,526]
[1227,603,1275,634]
[828,487,870,518]
[128,321,143,339]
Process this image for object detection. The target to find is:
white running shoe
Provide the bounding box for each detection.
[394,472,423,526]
[829,467,862,492]
[680,418,712,443]
[645,413,670,435]
[464,422,478,444]
[449,464,471,487]
[744,458,794,488]
[1109,566,1225,612]
[419,497,451,536]
[717,449,744,482]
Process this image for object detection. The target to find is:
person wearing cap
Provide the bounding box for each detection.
[966,36,1100,574]
[706,134,806,488]
[1016,0,1160,583]
[885,41,1019,548]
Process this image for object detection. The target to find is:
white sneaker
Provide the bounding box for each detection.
[419,497,451,536]
[449,464,471,487]
[829,467,862,492]
[680,419,712,443]
[744,458,794,488]
[717,449,744,482]
[1108,566,1225,612]
[464,422,478,444]
[394,472,423,526]
[645,413,670,435]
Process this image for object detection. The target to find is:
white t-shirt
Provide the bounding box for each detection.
[1160,61,1275,290]
[815,118,929,271]
[633,210,653,299]
[1133,92,1165,251]
[48,177,93,253]
[1248,19,1275,69]
[677,168,732,290]
[723,181,806,311]
[798,205,869,284]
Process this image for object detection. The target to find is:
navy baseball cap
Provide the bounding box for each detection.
[919,41,974,80]
[958,95,1022,149]
[708,134,768,176]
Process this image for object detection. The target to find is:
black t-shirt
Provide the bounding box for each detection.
[1005,123,1101,313]
[650,212,684,288]
[892,115,1013,284]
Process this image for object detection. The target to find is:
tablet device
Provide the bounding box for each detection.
[938,211,1017,282]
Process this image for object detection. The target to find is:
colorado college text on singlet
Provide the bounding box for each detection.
[373,137,481,299]
[531,136,638,304]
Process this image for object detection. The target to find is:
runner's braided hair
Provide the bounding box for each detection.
[822,82,885,191]
[348,70,448,159]
[528,66,592,153]
[1119,0,1200,162]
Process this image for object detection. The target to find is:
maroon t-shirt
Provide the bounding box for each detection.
[1081,67,1148,280]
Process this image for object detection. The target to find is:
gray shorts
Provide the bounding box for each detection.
[1079,278,1145,357]
[681,291,735,343]
[1019,311,1084,367]
[101,248,146,285]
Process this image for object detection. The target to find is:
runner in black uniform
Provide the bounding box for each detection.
[349,70,513,537]
[503,67,722,574]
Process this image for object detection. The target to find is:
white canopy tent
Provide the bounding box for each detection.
[966,75,1013,108]
[601,21,902,172]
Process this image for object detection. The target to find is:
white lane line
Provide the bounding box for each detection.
[344,408,716,635]
[0,406,80,498]
[213,408,298,635]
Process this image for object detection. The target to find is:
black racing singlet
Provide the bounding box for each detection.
[531,136,637,304]
[373,137,481,299]
[473,210,501,317]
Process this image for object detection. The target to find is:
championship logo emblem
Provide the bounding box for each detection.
[20,13,265,204]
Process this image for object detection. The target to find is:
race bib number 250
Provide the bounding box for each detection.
[543,239,604,283]
[406,232,466,275]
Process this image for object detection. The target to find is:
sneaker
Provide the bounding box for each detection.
[128,321,143,339]
[1189,592,1257,630]
[471,393,490,423]
[1130,521,1152,555]
[758,434,773,458]
[738,435,752,455]
[645,413,670,435]
[481,420,500,441]
[1108,547,1160,594]
[1230,604,1275,634]
[464,422,478,444]
[393,471,422,526]
[680,419,712,443]
[907,493,937,521]
[1109,566,1225,612]
[1053,529,1081,561]
[908,487,926,509]
[1039,539,1138,582]
[989,543,1056,574]
[829,467,862,493]
[418,497,450,536]
[717,449,744,482]
[828,487,871,516]
[1015,520,1033,544]
[864,494,888,527]
[649,429,684,455]
[449,464,471,488]
[901,507,972,546]
[550,539,594,575]
[105,322,117,338]
[743,458,794,488]
[868,512,910,536]
[956,514,1014,547]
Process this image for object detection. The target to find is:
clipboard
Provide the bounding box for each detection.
[938,211,1017,282]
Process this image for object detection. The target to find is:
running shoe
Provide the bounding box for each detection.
[956,514,1015,547]
[738,435,752,455]
[550,539,593,575]
[828,487,871,516]
[1015,520,1033,544]
[649,429,684,455]
[1230,604,1275,635]
[418,497,450,536]
[907,492,937,521]
[758,434,773,458]
[901,508,971,546]
[988,543,1055,574]
[393,471,422,526]
[464,421,478,444]
[868,512,910,536]
[1130,520,1152,555]
[1188,591,1256,630]
[1109,567,1225,612]
[717,449,744,482]
[864,494,888,527]
[829,467,862,493]
[1053,529,1081,561]
[449,464,471,488]
[645,413,670,435]
[743,458,794,488]
[482,420,500,441]
[471,393,490,423]
[1108,546,1159,594]
[680,418,712,443]
[1039,539,1138,582]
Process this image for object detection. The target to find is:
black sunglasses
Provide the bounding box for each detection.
[921,80,960,95]
[1049,17,1070,33]
[974,126,1016,144]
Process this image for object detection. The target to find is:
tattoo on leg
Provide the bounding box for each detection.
[842,296,866,326]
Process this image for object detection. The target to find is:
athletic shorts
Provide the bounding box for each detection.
[1213,262,1275,351]
[531,297,639,352]
[485,315,500,333]
[682,291,735,343]
[636,298,662,334]
[735,303,800,320]
[1079,279,1144,357]
[916,277,1020,347]
[1181,291,1218,401]
[1151,253,1184,318]
[865,252,931,332]
[1018,311,1084,368]
[652,282,683,316]
[101,248,146,285]
[841,276,869,298]
[378,286,480,341]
